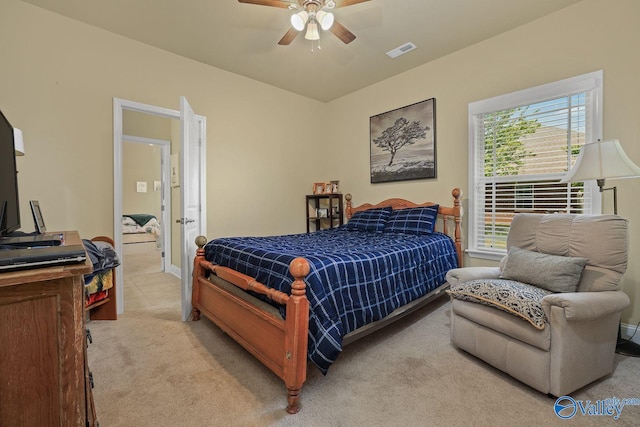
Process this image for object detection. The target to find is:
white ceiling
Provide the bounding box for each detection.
[22,0,582,102]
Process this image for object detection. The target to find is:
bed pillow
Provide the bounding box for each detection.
[500,246,588,293]
[384,205,439,235]
[447,279,552,329]
[344,207,392,233]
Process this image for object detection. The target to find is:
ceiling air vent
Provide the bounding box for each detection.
[386,42,417,59]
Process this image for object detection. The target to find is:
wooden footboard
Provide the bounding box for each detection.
[192,240,309,414]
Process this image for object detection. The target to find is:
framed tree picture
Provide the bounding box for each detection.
[370,98,436,183]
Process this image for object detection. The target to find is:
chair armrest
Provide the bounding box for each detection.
[445,267,501,287]
[542,291,630,321]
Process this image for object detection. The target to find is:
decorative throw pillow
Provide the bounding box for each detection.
[384,205,439,235]
[344,207,392,233]
[448,279,552,329]
[500,247,588,293]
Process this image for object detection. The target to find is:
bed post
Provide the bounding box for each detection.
[345,193,353,220]
[284,257,310,414]
[451,188,463,267]
[191,235,208,321]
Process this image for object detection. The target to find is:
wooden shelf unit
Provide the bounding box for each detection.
[306,193,344,233]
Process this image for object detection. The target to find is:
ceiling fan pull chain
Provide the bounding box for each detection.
[311,39,321,53]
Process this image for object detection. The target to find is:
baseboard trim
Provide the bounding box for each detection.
[620,322,640,345]
[168,265,181,278]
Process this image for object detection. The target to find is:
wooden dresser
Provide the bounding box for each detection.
[0,231,97,426]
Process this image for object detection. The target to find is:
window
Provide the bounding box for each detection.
[468,71,603,260]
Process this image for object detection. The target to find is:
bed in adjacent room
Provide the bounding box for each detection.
[191,188,462,413]
[122,214,161,244]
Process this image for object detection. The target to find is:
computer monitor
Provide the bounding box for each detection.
[0,109,20,237]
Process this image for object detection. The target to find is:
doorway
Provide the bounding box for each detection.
[122,135,171,275]
[113,98,206,320]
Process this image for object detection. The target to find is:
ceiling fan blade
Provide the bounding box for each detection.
[237,0,291,8]
[330,20,356,44]
[334,0,371,8]
[278,27,300,45]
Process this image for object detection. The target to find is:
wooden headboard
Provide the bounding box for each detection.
[344,188,463,267]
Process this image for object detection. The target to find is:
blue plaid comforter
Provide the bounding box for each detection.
[204,228,458,373]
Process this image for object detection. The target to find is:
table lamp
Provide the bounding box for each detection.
[561,139,640,356]
[561,139,640,214]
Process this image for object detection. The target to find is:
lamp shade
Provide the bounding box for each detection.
[305,21,320,40]
[13,128,25,156]
[291,10,309,31]
[316,10,334,30]
[561,139,640,183]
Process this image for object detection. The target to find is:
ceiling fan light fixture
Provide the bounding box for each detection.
[291,10,309,31]
[316,10,334,31]
[305,21,320,40]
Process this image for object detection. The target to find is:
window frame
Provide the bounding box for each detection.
[467,71,603,261]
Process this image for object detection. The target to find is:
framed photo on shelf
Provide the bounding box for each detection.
[370,98,436,183]
[324,183,333,194]
[330,180,340,193]
[316,208,329,218]
[313,182,325,194]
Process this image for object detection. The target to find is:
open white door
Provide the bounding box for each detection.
[180,96,206,321]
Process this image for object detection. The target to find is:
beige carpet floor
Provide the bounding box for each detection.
[87,290,640,426]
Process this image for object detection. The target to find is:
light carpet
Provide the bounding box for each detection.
[87,297,640,426]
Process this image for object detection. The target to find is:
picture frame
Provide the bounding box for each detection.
[370,98,436,183]
[313,182,325,194]
[29,200,47,234]
[136,181,147,193]
[330,180,340,193]
[324,183,333,194]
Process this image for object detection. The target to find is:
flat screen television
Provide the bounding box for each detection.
[0,108,20,237]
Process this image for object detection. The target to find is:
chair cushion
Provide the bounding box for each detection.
[451,299,551,351]
[447,279,552,330]
[506,214,628,292]
[500,247,588,293]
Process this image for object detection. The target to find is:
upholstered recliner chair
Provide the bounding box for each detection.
[446,213,630,397]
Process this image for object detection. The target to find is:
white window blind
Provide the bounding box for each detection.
[468,71,603,259]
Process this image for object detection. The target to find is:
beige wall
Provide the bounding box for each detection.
[2,0,324,242]
[1,0,638,326]
[324,0,640,326]
[121,143,161,218]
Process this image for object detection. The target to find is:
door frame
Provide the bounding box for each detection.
[113,97,205,315]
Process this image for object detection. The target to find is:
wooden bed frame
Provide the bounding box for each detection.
[191,188,462,414]
[85,235,117,321]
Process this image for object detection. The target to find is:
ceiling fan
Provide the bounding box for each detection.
[238,0,371,45]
